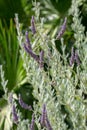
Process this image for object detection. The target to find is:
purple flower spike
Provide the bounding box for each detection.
[74,51,80,65]
[31,16,36,35]
[39,50,44,68]
[30,114,35,130]
[18,94,32,110]
[45,117,53,130]
[57,17,67,39]
[40,104,47,127]
[23,43,39,62]
[12,104,19,124]
[25,31,32,50]
[40,104,53,130]
[69,47,80,66]
[23,31,44,67]
[69,47,75,66]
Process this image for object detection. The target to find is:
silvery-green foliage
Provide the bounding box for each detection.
[0,105,12,130]
[17,119,29,130]
[0,65,8,96]
[0,66,7,87]
[0,66,12,130]
[15,14,29,82]
[15,0,87,130]
[69,0,87,93]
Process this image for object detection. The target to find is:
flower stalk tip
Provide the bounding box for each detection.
[69,47,80,66]
[25,31,32,50]
[40,104,53,130]
[12,104,19,124]
[18,94,32,110]
[31,16,36,35]
[74,51,80,65]
[40,104,47,127]
[57,17,67,39]
[70,47,75,66]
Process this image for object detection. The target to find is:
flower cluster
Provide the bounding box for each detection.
[23,31,44,68]
[9,93,32,125]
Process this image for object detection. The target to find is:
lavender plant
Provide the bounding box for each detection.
[0,0,87,130]
[14,0,87,129]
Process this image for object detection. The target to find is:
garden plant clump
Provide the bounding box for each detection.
[0,0,87,130]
